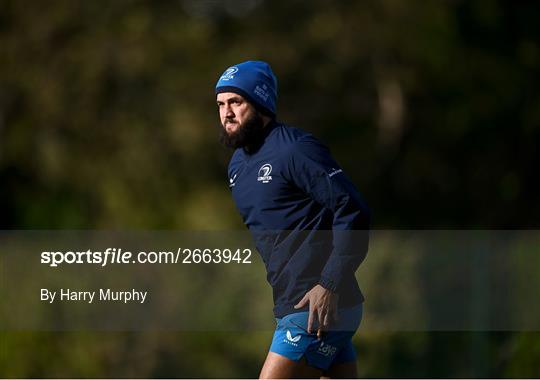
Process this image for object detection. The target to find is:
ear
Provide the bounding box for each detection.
[261,114,272,127]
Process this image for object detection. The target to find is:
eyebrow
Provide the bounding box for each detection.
[217,96,243,104]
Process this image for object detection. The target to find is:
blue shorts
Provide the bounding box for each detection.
[269,304,363,371]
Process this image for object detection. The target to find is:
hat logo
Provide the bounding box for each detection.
[254,84,270,102]
[220,67,238,81]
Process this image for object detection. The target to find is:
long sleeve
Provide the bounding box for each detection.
[286,135,371,292]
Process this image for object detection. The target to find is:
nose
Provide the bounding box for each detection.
[224,104,235,118]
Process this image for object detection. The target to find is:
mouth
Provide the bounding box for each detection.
[225,121,239,133]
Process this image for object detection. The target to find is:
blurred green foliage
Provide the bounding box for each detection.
[1,0,539,377]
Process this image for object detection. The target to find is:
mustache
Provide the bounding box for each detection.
[218,112,265,150]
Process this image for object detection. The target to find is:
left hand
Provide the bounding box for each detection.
[294,284,339,339]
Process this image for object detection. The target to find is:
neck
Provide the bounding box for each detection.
[244,118,276,154]
[262,115,272,127]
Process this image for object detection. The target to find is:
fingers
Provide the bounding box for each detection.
[318,308,325,329]
[294,286,339,336]
[294,294,308,309]
[307,306,314,334]
[315,311,325,339]
[323,312,330,329]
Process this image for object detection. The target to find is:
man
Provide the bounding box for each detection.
[215,60,371,378]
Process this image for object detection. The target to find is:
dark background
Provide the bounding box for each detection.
[1,0,539,377]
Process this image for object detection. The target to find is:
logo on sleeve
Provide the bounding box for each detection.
[229,173,237,188]
[257,164,273,183]
[328,168,343,178]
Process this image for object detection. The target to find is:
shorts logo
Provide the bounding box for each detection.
[317,341,337,357]
[284,330,301,346]
[257,164,273,183]
[220,67,238,81]
[286,330,301,343]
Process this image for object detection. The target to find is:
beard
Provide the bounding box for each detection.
[219,111,266,151]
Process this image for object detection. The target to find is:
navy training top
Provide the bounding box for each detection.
[228,121,371,317]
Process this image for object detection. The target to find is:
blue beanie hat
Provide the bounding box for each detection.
[215,60,278,116]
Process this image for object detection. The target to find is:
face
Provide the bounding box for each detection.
[216,92,266,150]
[216,92,255,134]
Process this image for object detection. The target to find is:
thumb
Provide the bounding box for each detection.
[294,294,309,309]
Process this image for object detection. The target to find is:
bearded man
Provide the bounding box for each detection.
[215,60,371,379]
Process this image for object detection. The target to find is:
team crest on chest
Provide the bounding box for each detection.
[257,164,273,183]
